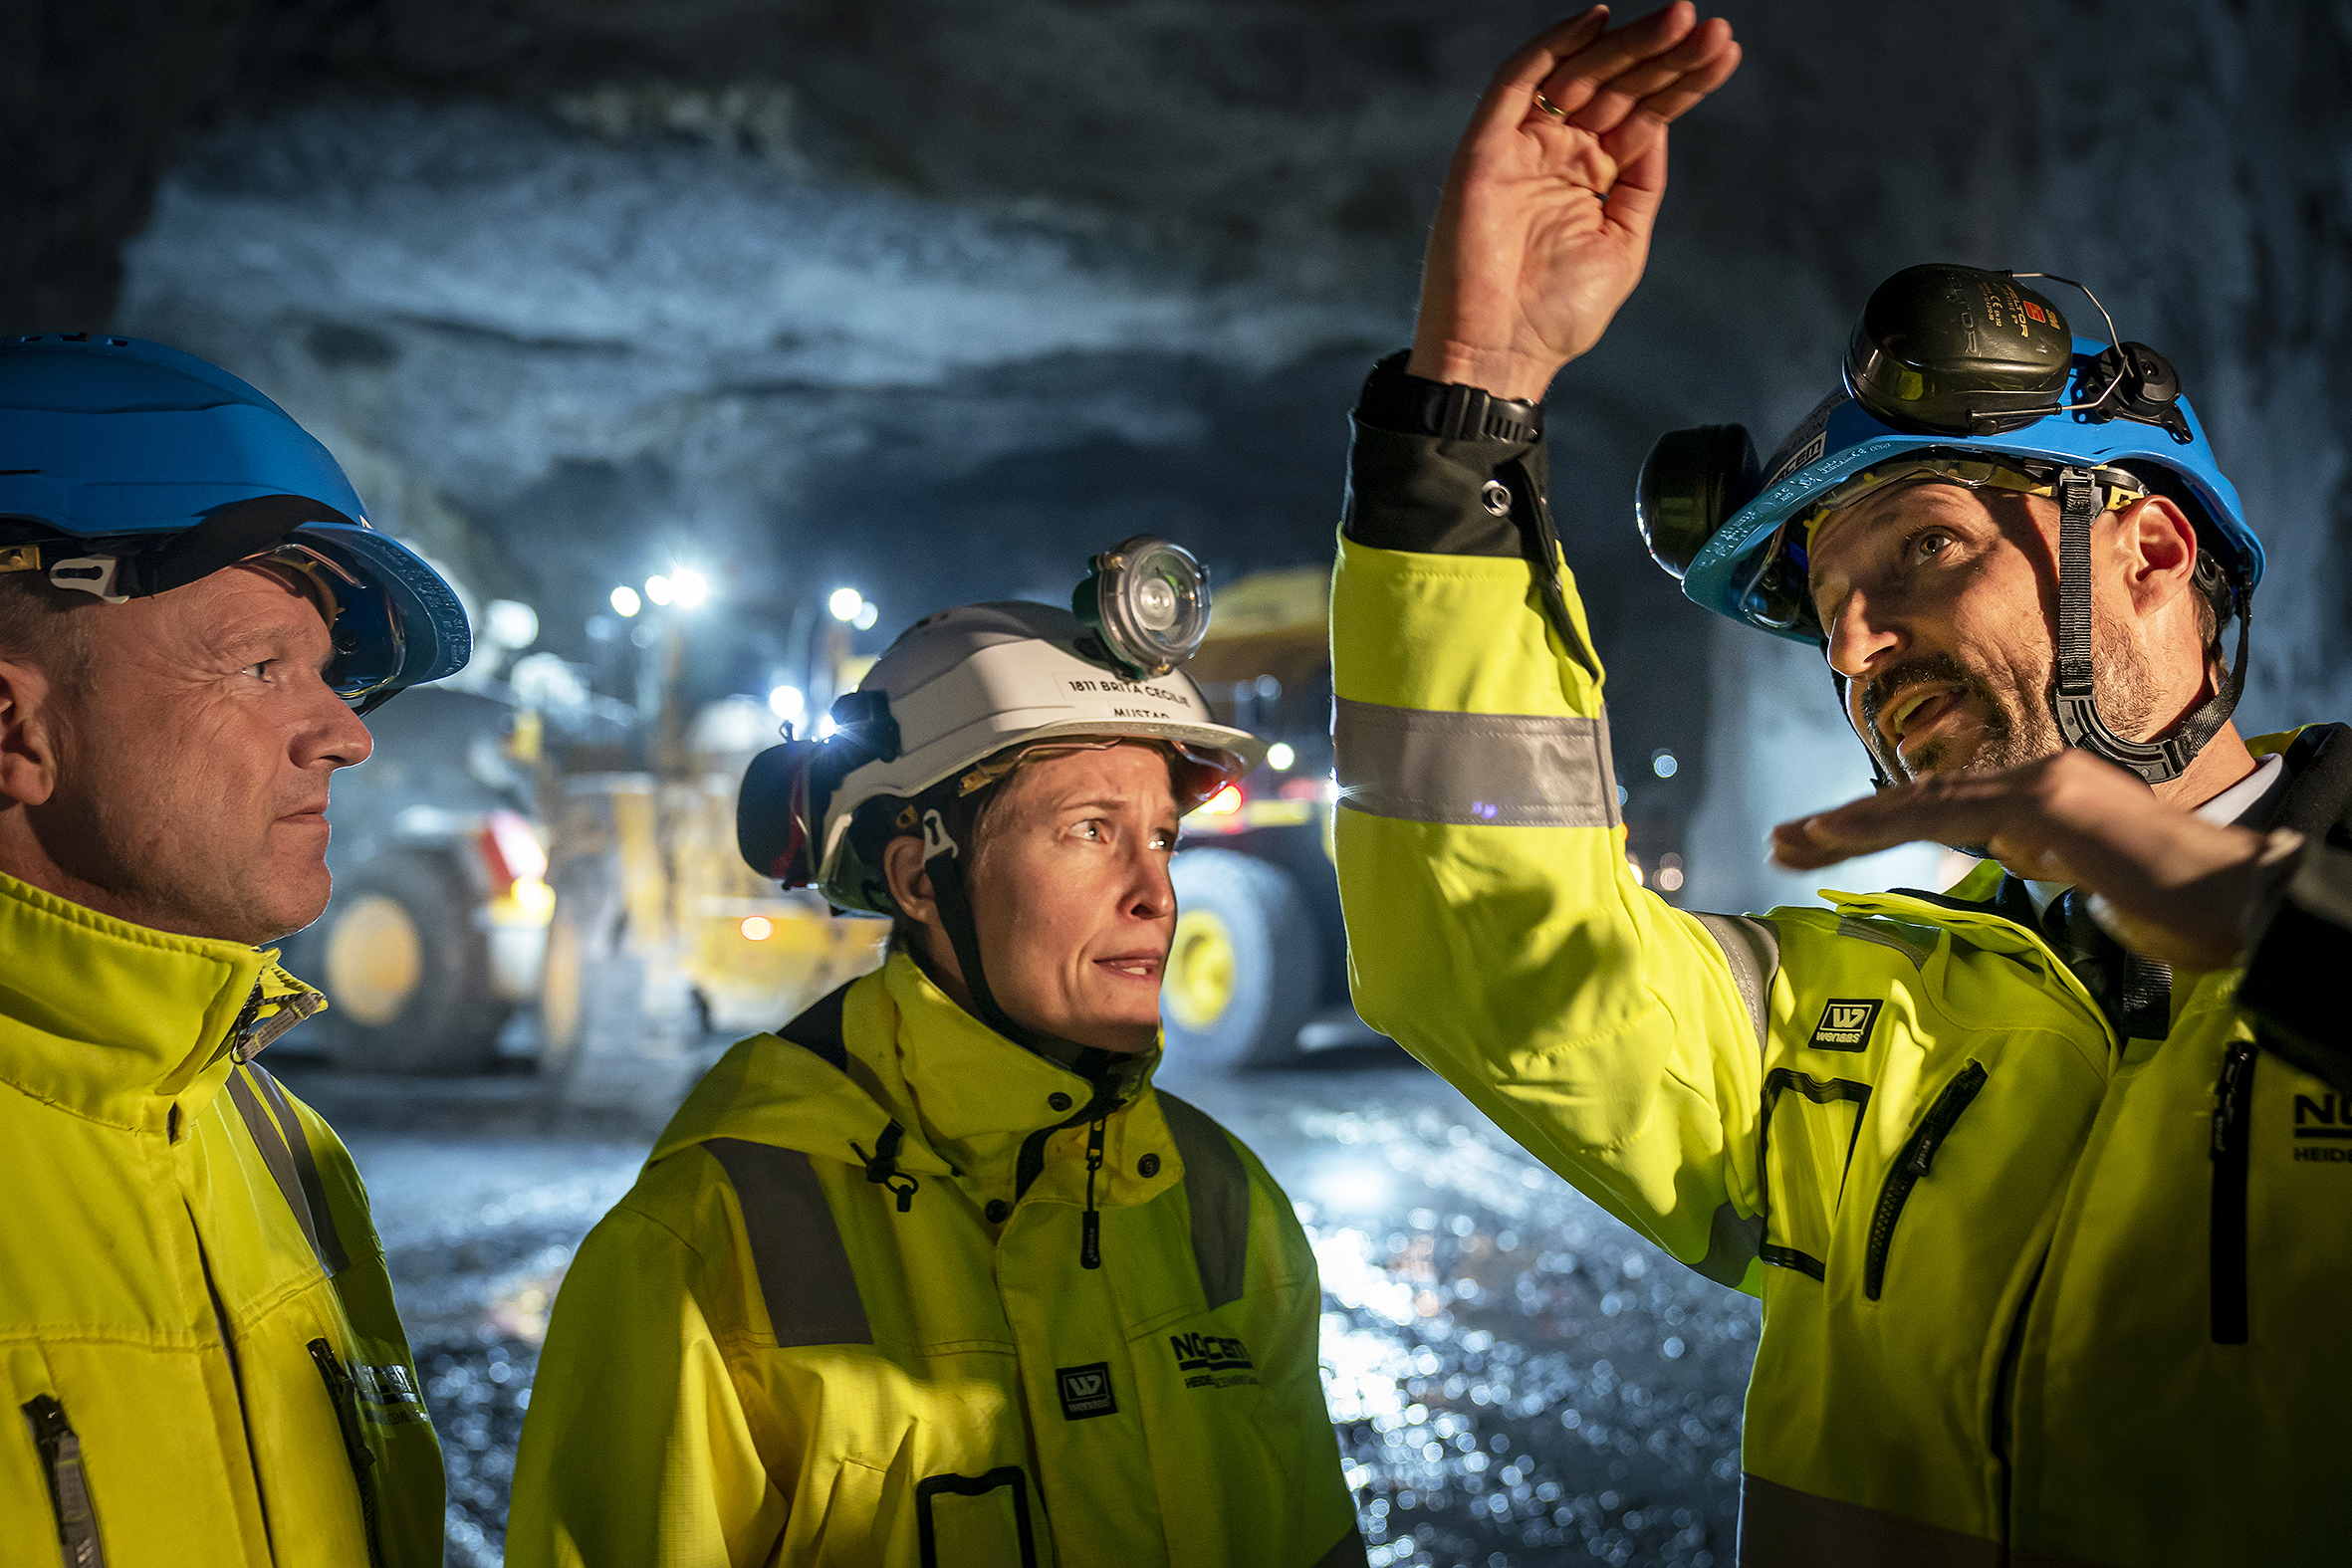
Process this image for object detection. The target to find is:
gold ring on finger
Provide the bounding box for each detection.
[1532,90,1566,119]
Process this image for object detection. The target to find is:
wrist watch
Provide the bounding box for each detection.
[1355,349,1545,444]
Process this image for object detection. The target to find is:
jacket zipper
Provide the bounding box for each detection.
[1079,1118,1106,1269]
[1864,1061,1989,1301]
[309,1340,386,1568]
[2210,1039,2256,1344]
[20,1396,105,1567]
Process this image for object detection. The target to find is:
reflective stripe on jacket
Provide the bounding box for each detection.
[1326,420,2352,1567]
[508,951,1361,1568]
[0,871,444,1567]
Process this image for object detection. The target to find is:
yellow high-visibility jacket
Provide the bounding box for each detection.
[508,950,1361,1568]
[0,871,444,1567]
[1328,420,2352,1566]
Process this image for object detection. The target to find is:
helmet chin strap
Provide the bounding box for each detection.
[918,809,1118,1079]
[2049,468,2250,785]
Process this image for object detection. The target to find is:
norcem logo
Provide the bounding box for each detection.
[2292,1093,2352,1164]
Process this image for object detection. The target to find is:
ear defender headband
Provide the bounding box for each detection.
[1636,263,2258,786]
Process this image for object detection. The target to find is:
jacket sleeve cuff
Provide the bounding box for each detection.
[1341,416,1549,558]
[2236,832,2352,1095]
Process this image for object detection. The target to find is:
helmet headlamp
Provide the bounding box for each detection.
[1071,535,1211,681]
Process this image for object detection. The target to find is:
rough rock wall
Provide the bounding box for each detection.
[16,0,2351,911]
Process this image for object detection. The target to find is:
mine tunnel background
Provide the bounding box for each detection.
[10,3,2351,1564]
[14,0,2349,915]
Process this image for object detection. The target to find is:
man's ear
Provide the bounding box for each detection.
[0,658,60,808]
[2114,494,2200,619]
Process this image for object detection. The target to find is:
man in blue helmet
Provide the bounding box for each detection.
[0,332,469,1564]
[1326,6,2349,1565]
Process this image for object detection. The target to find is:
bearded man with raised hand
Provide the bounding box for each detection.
[0,334,469,1566]
[1327,6,2352,1564]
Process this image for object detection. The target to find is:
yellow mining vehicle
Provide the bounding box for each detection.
[536,695,886,1115]
[1163,565,1377,1067]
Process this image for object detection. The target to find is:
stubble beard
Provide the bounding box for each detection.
[1860,625,2158,784]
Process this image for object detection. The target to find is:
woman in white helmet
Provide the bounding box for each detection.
[510,542,1364,1568]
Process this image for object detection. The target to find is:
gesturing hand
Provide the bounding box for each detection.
[1410,3,1742,402]
[1768,749,2289,971]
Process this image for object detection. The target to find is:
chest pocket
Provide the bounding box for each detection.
[1758,1069,1872,1282]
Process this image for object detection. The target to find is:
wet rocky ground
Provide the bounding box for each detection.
[291,1045,1759,1567]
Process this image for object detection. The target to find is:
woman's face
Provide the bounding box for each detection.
[900,742,1183,1054]
[968,743,1181,1054]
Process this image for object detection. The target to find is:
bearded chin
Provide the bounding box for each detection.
[1877,690,2043,783]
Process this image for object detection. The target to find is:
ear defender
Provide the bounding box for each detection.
[1842,264,2075,435]
[737,690,905,885]
[738,739,824,885]
[1636,423,1763,580]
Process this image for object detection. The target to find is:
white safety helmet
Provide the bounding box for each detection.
[739,547,1264,920]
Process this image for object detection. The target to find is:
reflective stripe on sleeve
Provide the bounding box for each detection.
[1739,1473,2000,1568]
[703,1138,873,1347]
[1683,917,1775,1287]
[1693,913,1780,1051]
[1332,697,1621,828]
[1155,1092,1250,1311]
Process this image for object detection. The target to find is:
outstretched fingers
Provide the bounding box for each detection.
[1534,2,1708,121]
[1769,777,2015,872]
[1468,6,1615,139]
[1598,30,1741,163]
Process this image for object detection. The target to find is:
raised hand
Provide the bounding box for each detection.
[1409,3,1742,402]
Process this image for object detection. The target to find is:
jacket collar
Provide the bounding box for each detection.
[0,870,323,1132]
[866,952,1158,1183]
[652,951,1159,1187]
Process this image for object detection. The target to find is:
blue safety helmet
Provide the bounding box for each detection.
[1636,265,2261,784]
[1673,351,2259,643]
[0,334,471,712]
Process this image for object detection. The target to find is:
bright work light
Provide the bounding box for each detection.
[610,584,641,618]
[828,587,863,622]
[671,567,710,609]
[1071,535,1211,680]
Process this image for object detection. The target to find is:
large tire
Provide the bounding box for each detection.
[291,848,507,1074]
[1163,848,1319,1070]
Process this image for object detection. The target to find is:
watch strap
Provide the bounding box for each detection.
[1355,349,1544,445]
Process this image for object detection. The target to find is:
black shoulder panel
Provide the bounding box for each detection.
[777,981,856,1071]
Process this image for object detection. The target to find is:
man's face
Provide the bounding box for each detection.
[1805,480,2154,784]
[18,563,373,944]
[965,743,1181,1055]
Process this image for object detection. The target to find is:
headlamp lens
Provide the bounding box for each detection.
[1074,534,1210,679]
[1134,574,1180,632]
